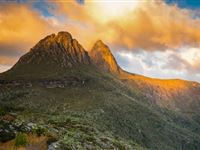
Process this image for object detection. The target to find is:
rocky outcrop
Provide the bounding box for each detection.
[39,77,89,88]
[90,40,120,74]
[0,77,89,89]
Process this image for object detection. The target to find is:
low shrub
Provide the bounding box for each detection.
[33,125,46,136]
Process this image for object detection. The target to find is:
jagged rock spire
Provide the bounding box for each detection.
[90,40,120,74]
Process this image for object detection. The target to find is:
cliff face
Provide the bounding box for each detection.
[90,40,120,74]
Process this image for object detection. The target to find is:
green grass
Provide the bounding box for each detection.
[15,133,28,147]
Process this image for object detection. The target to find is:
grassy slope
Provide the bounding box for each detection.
[0,66,200,149]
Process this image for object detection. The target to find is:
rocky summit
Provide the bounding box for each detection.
[14,31,91,68]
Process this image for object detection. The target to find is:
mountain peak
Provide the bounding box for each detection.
[12,31,91,74]
[94,40,104,46]
[90,40,120,74]
[31,31,73,53]
[57,31,72,38]
[55,31,73,44]
[93,40,109,52]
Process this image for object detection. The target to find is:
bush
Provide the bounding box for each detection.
[15,133,28,147]
[0,107,6,116]
[33,125,46,136]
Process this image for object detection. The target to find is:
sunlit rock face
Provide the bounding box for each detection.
[15,31,91,68]
[90,40,120,74]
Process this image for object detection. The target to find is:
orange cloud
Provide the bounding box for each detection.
[1,1,200,56]
[0,3,61,54]
[0,56,17,65]
[0,3,69,67]
[53,0,200,51]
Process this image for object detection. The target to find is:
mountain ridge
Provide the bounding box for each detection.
[0,31,200,149]
[1,31,199,115]
[3,31,200,84]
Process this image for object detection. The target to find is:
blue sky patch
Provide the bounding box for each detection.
[32,1,56,17]
[76,0,84,4]
[165,0,200,9]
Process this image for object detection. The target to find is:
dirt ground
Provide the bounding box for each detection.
[0,134,48,150]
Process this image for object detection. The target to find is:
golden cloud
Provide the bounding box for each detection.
[0,3,69,66]
[0,3,60,54]
[1,0,200,68]
[53,0,200,51]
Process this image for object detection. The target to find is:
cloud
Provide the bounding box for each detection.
[115,47,200,82]
[1,1,200,57]
[52,0,200,51]
[0,3,68,66]
[115,51,144,74]
[160,47,200,77]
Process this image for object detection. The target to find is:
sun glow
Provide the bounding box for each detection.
[90,1,140,23]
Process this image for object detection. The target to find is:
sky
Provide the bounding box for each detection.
[0,0,200,82]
